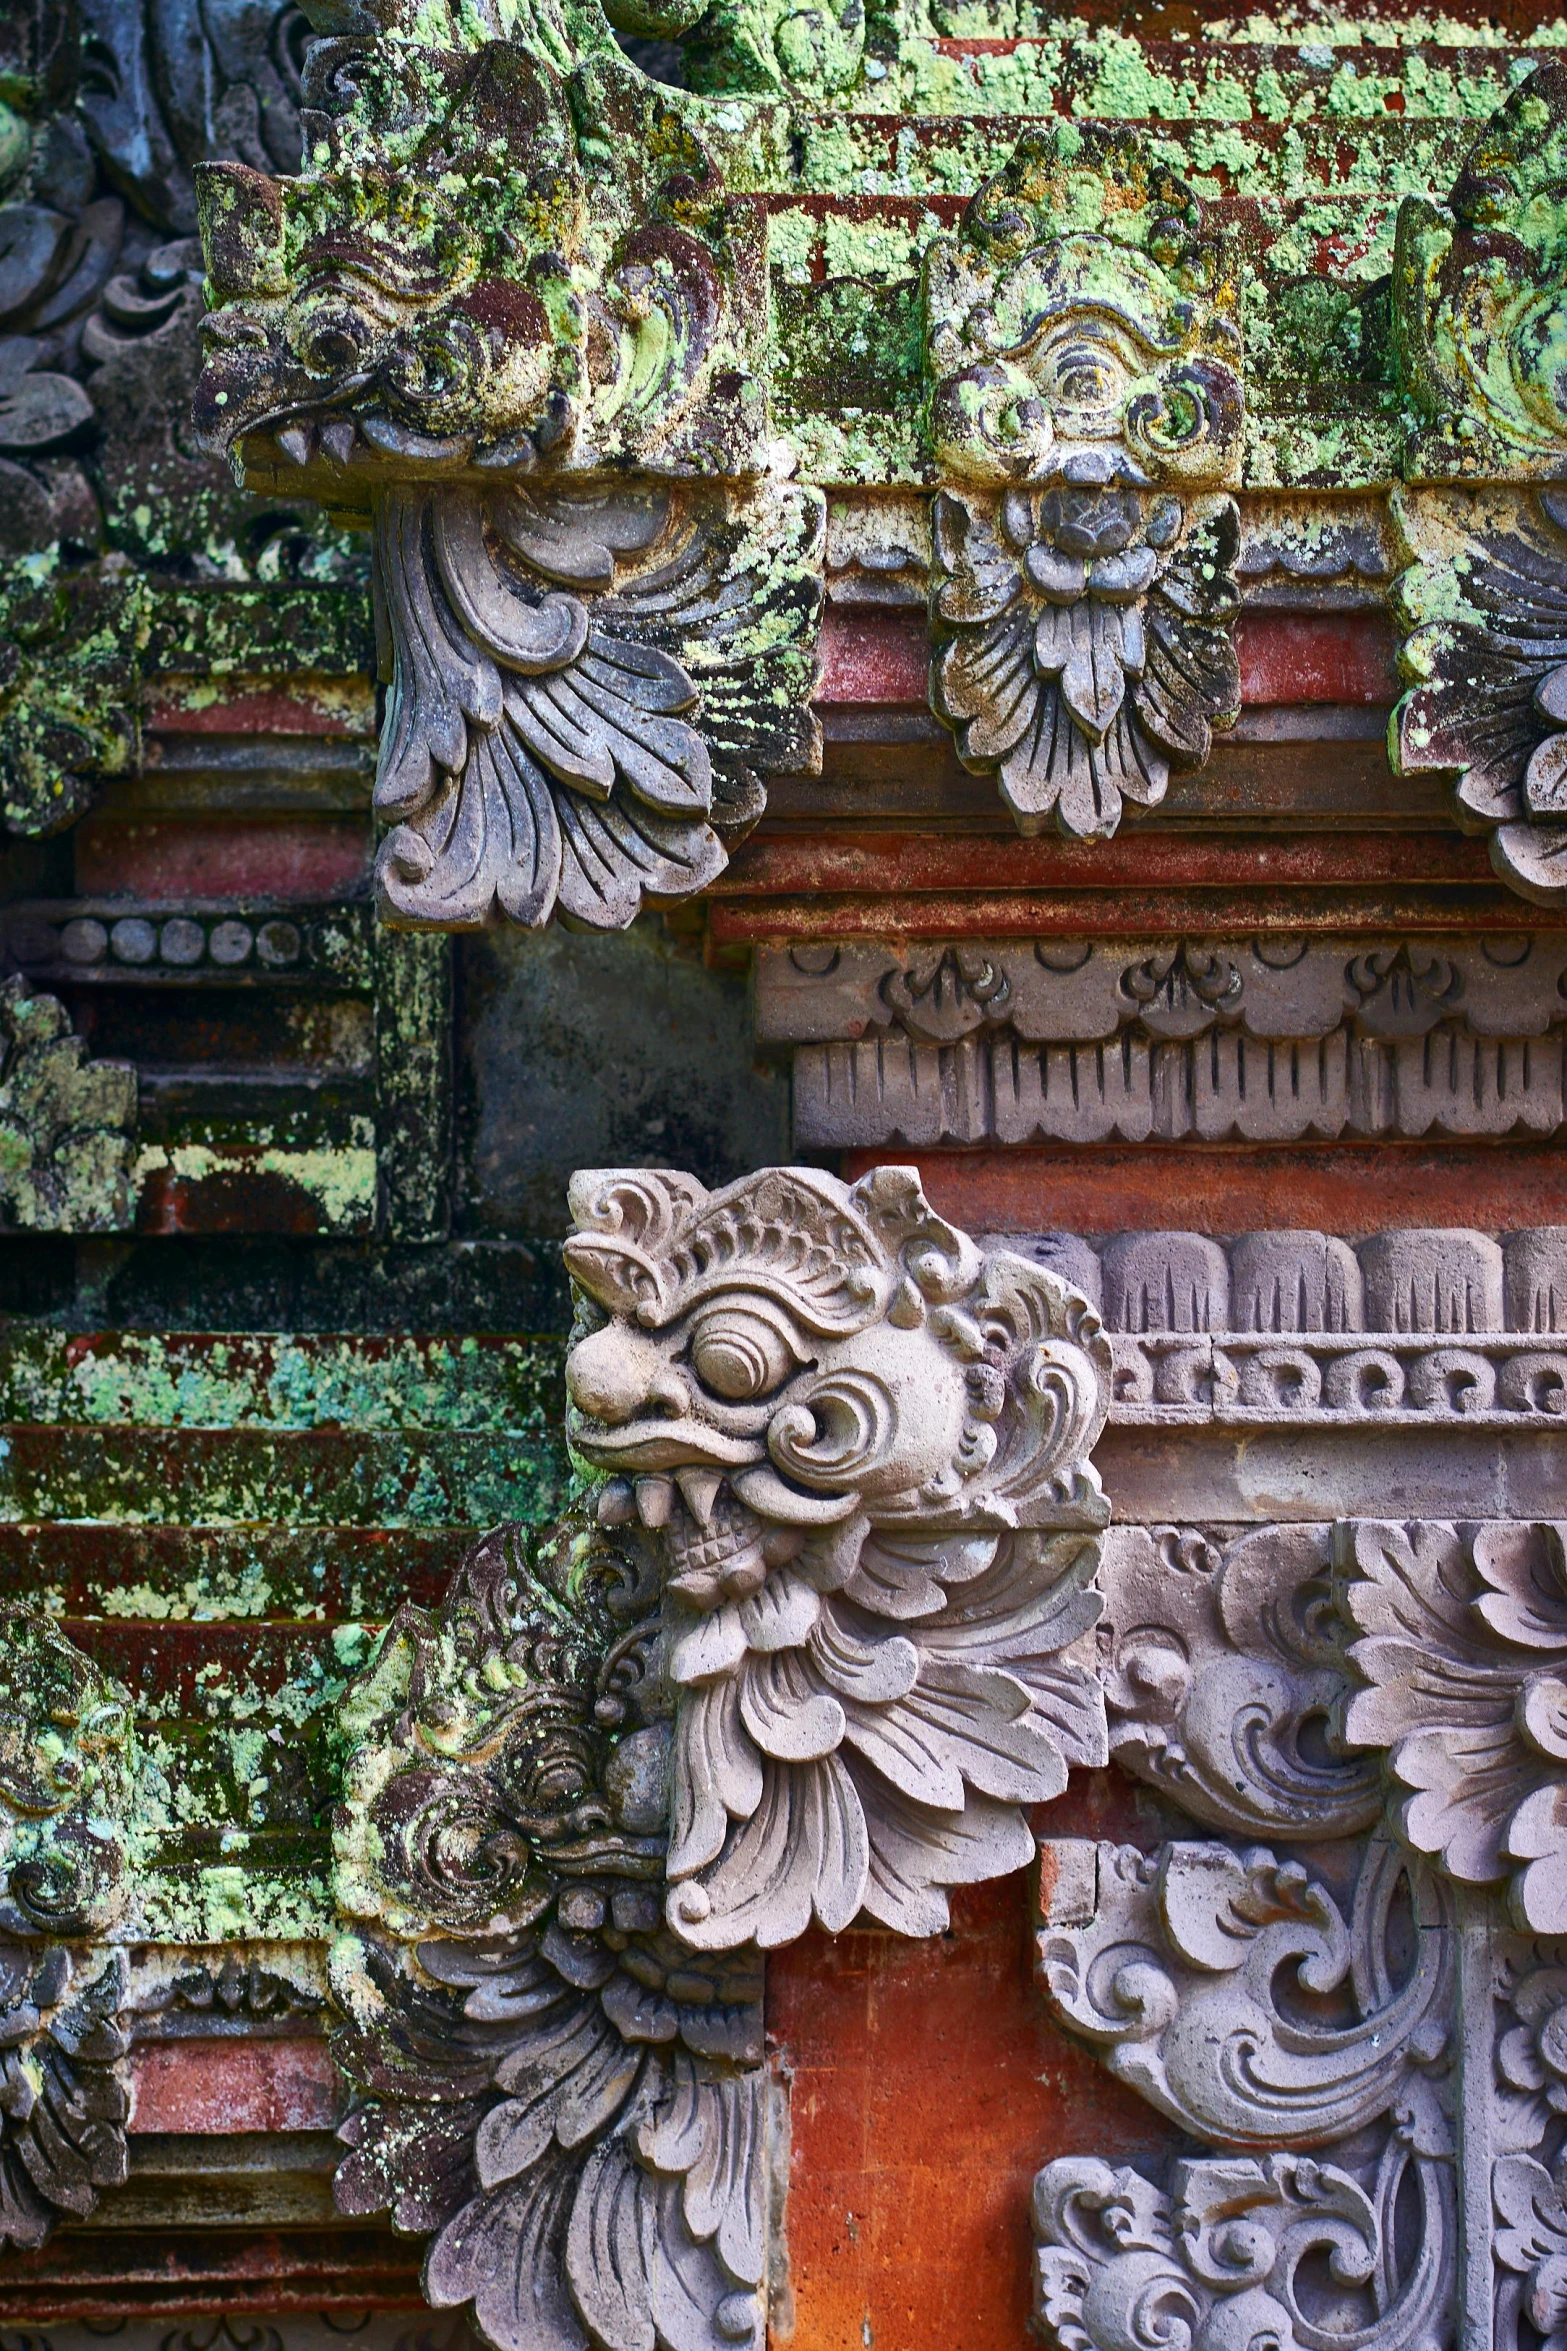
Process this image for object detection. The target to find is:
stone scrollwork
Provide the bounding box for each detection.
[1338,1518,1567,1934]
[1390,65,1567,906]
[193,42,822,932]
[0,1606,134,2247]
[1099,1523,1382,1839]
[923,126,1242,842]
[369,479,821,930]
[1391,487,1567,907]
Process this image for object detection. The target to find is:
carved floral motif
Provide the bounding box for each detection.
[371,481,820,930]
[1339,1518,1567,1932]
[563,1162,1110,1949]
[923,128,1242,840]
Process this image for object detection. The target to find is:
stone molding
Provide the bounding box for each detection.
[756,936,1567,1148]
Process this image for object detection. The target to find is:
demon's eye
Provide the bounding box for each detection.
[686,1302,806,1401]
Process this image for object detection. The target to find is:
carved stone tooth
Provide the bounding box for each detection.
[634,1475,676,1529]
[275,421,313,465]
[675,1466,723,1527]
[596,1476,637,1527]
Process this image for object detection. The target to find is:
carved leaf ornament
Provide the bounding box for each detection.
[373,481,821,930]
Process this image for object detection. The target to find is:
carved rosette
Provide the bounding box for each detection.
[922,128,1242,841]
[193,43,822,931]
[563,1162,1111,1950]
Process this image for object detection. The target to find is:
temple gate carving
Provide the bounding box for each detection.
[2,0,1567,2342]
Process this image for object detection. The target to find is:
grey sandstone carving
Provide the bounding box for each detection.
[0,974,136,1232]
[563,1162,1112,1950]
[754,936,1567,1148]
[328,1166,1113,2348]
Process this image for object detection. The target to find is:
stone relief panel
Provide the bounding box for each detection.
[756,934,1567,1150]
[922,125,1242,843]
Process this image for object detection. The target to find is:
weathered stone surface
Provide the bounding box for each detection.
[0,976,136,1233]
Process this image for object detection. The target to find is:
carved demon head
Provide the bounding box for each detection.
[564,1162,1109,1605]
[192,45,767,485]
[564,1164,1111,1949]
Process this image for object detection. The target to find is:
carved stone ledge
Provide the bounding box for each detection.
[755,935,1567,1149]
[922,126,1242,842]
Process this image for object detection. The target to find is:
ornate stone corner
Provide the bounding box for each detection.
[330,1163,1111,2345]
[921,125,1242,842]
[755,933,1567,1150]
[0,558,146,836]
[192,40,822,933]
[0,1605,136,2247]
[0,975,137,1233]
[1029,1490,1567,2349]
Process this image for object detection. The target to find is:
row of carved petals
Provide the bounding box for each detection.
[1038,1225,1562,1336]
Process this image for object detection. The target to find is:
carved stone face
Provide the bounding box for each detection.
[564,1163,1109,1611]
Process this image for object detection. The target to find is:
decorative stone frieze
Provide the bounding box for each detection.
[193,40,822,933]
[0,975,137,1233]
[756,935,1567,1149]
[923,127,1242,841]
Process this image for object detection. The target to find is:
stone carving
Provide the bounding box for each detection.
[0,976,137,1233]
[193,43,822,929]
[1099,1523,1381,1838]
[563,1162,1111,1949]
[0,1607,135,2248]
[1394,63,1567,479]
[1,0,311,566]
[922,128,1242,839]
[0,1942,131,2249]
[1387,66,1567,907]
[1338,1519,1567,1933]
[755,934,1567,1148]
[1034,2140,1454,2351]
[1392,489,1567,907]
[0,1603,134,1939]
[333,1516,772,2351]
[1039,1833,1452,2147]
[366,482,820,930]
